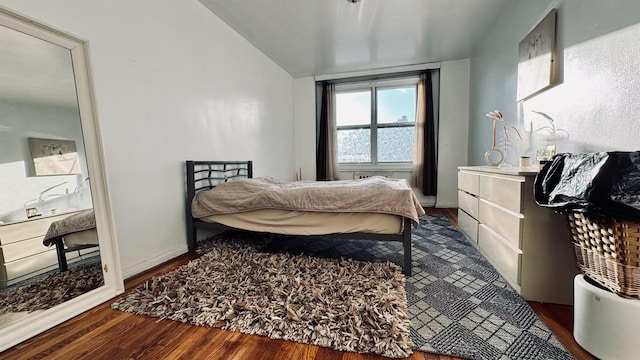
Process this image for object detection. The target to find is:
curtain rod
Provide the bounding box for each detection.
[315,62,440,81]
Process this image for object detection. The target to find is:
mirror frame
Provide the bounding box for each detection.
[0,5,123,351]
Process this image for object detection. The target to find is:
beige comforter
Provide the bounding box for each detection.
[43,209,96,246]
[192,177,425,226]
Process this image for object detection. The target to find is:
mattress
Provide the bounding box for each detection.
[63,228,99,248]
[202,209,403,235]
[43,209,95,246]
[192,176,425,227]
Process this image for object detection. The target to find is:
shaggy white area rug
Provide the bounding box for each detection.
[111,241,413,358]
[0,264,103,315]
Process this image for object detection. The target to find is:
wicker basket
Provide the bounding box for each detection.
[568,212,640,299]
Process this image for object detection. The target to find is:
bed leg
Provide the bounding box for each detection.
[55,238,68,272]
[186,161,197,253]
[402,218,412,276]
[187,220,197,253]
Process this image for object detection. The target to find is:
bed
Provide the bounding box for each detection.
[43,209,99,272]
[185,160,425,276]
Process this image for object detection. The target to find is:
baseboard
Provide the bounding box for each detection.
[121,246,187,280]
[435,202,458,208]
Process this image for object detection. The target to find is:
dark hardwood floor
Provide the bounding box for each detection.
[0,208,595,359]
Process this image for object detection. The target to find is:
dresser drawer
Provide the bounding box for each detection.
[478,199,523,249]
[478,175,524,213]
[458,190,479,219]
[79,247,100,256]
[478,225,521,285]
[4,250,59,281]
[1,236,49,263]
[0,213,72,245]
[458,171,479,195]
[458,208,478,244]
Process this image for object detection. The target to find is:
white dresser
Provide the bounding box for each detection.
[0,212,83,287]
[457,166,578,305]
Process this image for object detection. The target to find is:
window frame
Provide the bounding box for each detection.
[335,77,419,166]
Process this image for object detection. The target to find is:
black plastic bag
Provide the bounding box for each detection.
[534,151,640,221]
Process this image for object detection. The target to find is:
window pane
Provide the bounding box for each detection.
[336,90,371,126]
[377,126,415,162]
[337,128,370,163]
[377,86,416,124]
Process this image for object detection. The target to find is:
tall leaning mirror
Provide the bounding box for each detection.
[0,6,123,351]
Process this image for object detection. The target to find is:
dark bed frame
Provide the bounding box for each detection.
[49,236,99,272]
[185,160,413,276]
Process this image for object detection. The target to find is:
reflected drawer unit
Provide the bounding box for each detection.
[0,212,79,287]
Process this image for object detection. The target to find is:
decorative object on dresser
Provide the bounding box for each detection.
[484,110,505,167]
[529,110,567,164]
[112,237,413,358]
[185,160,424,276]
[457,166,578,305]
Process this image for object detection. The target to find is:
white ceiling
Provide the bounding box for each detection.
[199,0,511,78]
[0,1,511,108]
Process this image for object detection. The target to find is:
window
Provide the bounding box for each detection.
[335,79,417,164]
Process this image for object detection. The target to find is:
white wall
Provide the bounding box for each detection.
[0,0,295,277]
[0,100,88,214]
[436,59,470,208]
[293,77,316,181]
[469,0,640,165]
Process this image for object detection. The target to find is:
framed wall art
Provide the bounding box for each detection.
[517,9,557,101]
[28,137,81,175]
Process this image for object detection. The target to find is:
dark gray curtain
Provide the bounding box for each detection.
[316,82,337,181]
[412,72,437,196]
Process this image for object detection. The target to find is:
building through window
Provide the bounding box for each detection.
[335,77,417,164]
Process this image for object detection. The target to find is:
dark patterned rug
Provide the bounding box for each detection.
[258,215,573,360]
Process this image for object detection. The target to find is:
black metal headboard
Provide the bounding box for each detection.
[186,160,253,195]
[185,160,253,252]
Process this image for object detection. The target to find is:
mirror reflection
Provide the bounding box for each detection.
[0,23,103,328]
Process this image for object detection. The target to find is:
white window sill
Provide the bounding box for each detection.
[339,164,413,172]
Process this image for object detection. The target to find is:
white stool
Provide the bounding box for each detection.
[574,275,640,360]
